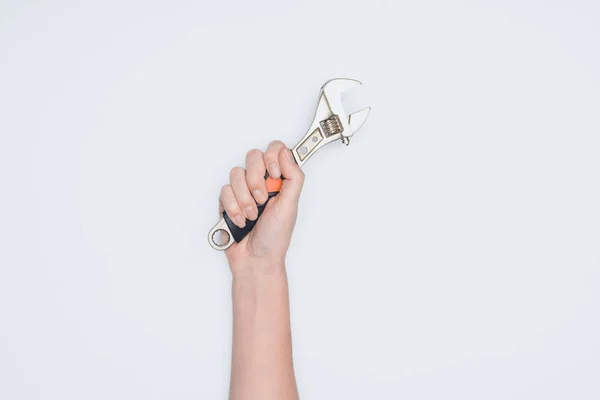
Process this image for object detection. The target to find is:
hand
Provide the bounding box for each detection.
[219,141,305,275]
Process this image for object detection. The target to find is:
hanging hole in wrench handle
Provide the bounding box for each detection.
[222,175,283,244]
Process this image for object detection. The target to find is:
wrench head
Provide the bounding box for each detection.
[322,78,363,95]
[348,107,371,134]
[321,78,371,139]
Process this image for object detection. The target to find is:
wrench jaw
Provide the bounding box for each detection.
[322,78,371,145]
[348,107,371,137]
[321,78,362,95]
[291,78,371,165]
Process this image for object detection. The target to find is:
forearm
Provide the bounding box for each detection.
[229,266,298,400]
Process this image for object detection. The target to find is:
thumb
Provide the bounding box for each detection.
[277,148,305,204]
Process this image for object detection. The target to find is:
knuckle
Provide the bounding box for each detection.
[246,176,262,190]
[220,184,231,195]
[270,140,285,147]
[239,196,255,209]
[298,170,306,182]
[223,199,239,212]
[265,150,281,162]
[267,141,286,156]
[246,148,262,158]
[229,166,245,179]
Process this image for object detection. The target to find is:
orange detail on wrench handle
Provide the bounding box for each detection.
[222,174,283,243]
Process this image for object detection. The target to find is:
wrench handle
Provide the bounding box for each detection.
[222,175,283,243]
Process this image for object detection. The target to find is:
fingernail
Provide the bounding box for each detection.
[244,206,257,221]
[233,214,246,228]
[268,162,281,178]
[253,189,267,204]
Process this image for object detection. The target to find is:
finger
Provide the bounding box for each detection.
[278,147,305,203]
[264,140,287,179]
[219,184,246,228]
[229,166,258,221]
[245,148,268,204]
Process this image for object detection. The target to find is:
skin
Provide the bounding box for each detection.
[219,140,303,400]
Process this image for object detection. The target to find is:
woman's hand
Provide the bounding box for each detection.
[219,140,305,276]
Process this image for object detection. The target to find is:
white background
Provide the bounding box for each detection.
[1,0,599,399]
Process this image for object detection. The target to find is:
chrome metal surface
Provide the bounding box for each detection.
[208,218,235,251]
[208,78,371,251]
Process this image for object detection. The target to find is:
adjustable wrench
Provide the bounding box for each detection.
[208,78,371,251]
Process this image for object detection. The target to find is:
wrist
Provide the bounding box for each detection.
[229,256,286,279]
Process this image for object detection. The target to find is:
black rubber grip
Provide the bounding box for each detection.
[223,192,279,243]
